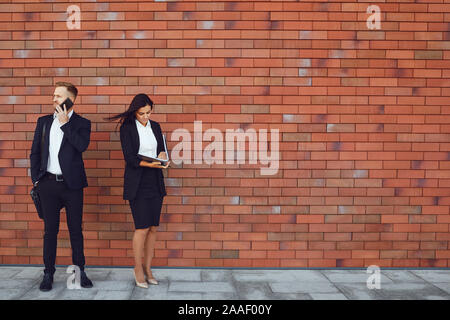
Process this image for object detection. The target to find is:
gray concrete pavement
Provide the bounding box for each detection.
[0,265,449,300]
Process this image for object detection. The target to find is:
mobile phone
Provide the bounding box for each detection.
[59,98,73,111]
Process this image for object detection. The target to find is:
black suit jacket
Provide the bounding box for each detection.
[120,119,167,200]
[30,112,91,190]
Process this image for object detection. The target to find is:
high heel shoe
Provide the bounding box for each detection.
[134,269,148,289]
[143,265,159,285]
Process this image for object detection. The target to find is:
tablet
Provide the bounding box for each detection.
[138,134,169,165]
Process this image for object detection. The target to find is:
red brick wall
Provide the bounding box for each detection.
[0,1,449,268]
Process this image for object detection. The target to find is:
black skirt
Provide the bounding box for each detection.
[129,167,164,229]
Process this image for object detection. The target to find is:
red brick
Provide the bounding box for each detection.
[0,1,448,269]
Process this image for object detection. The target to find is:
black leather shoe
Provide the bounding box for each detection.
[39,273,53,292]
[80,271,93,288]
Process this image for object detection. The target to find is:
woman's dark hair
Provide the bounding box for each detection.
[105,93,153,128]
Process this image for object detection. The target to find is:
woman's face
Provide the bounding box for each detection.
[135,104,152,126]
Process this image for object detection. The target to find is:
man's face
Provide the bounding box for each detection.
[53,86,73,110]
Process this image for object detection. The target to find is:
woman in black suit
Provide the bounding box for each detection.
[107,94,169,288]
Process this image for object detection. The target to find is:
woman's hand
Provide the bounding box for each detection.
[157,152,167,160]
[139,152,169,169]
[152,160,170,169]
[140,160,170,169]
[158,161,170,169]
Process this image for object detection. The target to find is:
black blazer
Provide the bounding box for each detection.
[120,119,167,200]
[30,112,91,190]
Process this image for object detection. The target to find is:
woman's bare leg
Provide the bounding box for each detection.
[144,226,158,278]
[133,227,149,282]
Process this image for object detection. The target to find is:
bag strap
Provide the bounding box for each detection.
[33,120,47,187]
[39,121,47,183]
[41,121,46,157]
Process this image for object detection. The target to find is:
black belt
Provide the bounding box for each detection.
[45,172,64,182]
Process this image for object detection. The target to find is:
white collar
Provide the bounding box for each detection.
[53,109,74,119]
[135,119,150,128]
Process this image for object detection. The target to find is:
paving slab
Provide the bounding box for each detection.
[374,282,450,300]
[0,289,29,300]
[105,268,133,281]
[0,279,38,289]
[1,266,449,300]
[0,268,21,280]
[18,281,67,300]
[310,293,348,300]
[130,281,169,300]
[333,283,382,300]
[93,280,135,291]
[152,268,202,281]
[169,281,235,293]
[320,269,394,284]
[269,281,340,294]
[232,269,328,282]
[200,292,239,300]
[382,270,429,283]
[410,270,450,283]
[164,292,204,300]
[234,282,273,300]
[59,288,97,300]
[430,283,450,295]
[93,290,132,300]
[80,268,111,281]
[270,293,312,300]
[201,269,232,282]
[12,267,43,280]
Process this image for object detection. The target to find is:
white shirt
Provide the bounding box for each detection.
[47,110,74,175]
[136,119,157,158]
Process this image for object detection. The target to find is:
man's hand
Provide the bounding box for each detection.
[55,103,69,125]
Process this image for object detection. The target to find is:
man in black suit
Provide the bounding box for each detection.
[30,82,93,291]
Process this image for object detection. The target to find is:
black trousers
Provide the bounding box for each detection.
[38,173,85,275]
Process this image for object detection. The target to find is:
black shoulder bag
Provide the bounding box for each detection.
[30,121,46,219]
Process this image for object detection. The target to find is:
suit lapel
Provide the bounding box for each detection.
[131,119,140,151]
[60,112,77,149]
[42,115,53,167]
[150,120,158,134]
[150,120,163,154]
